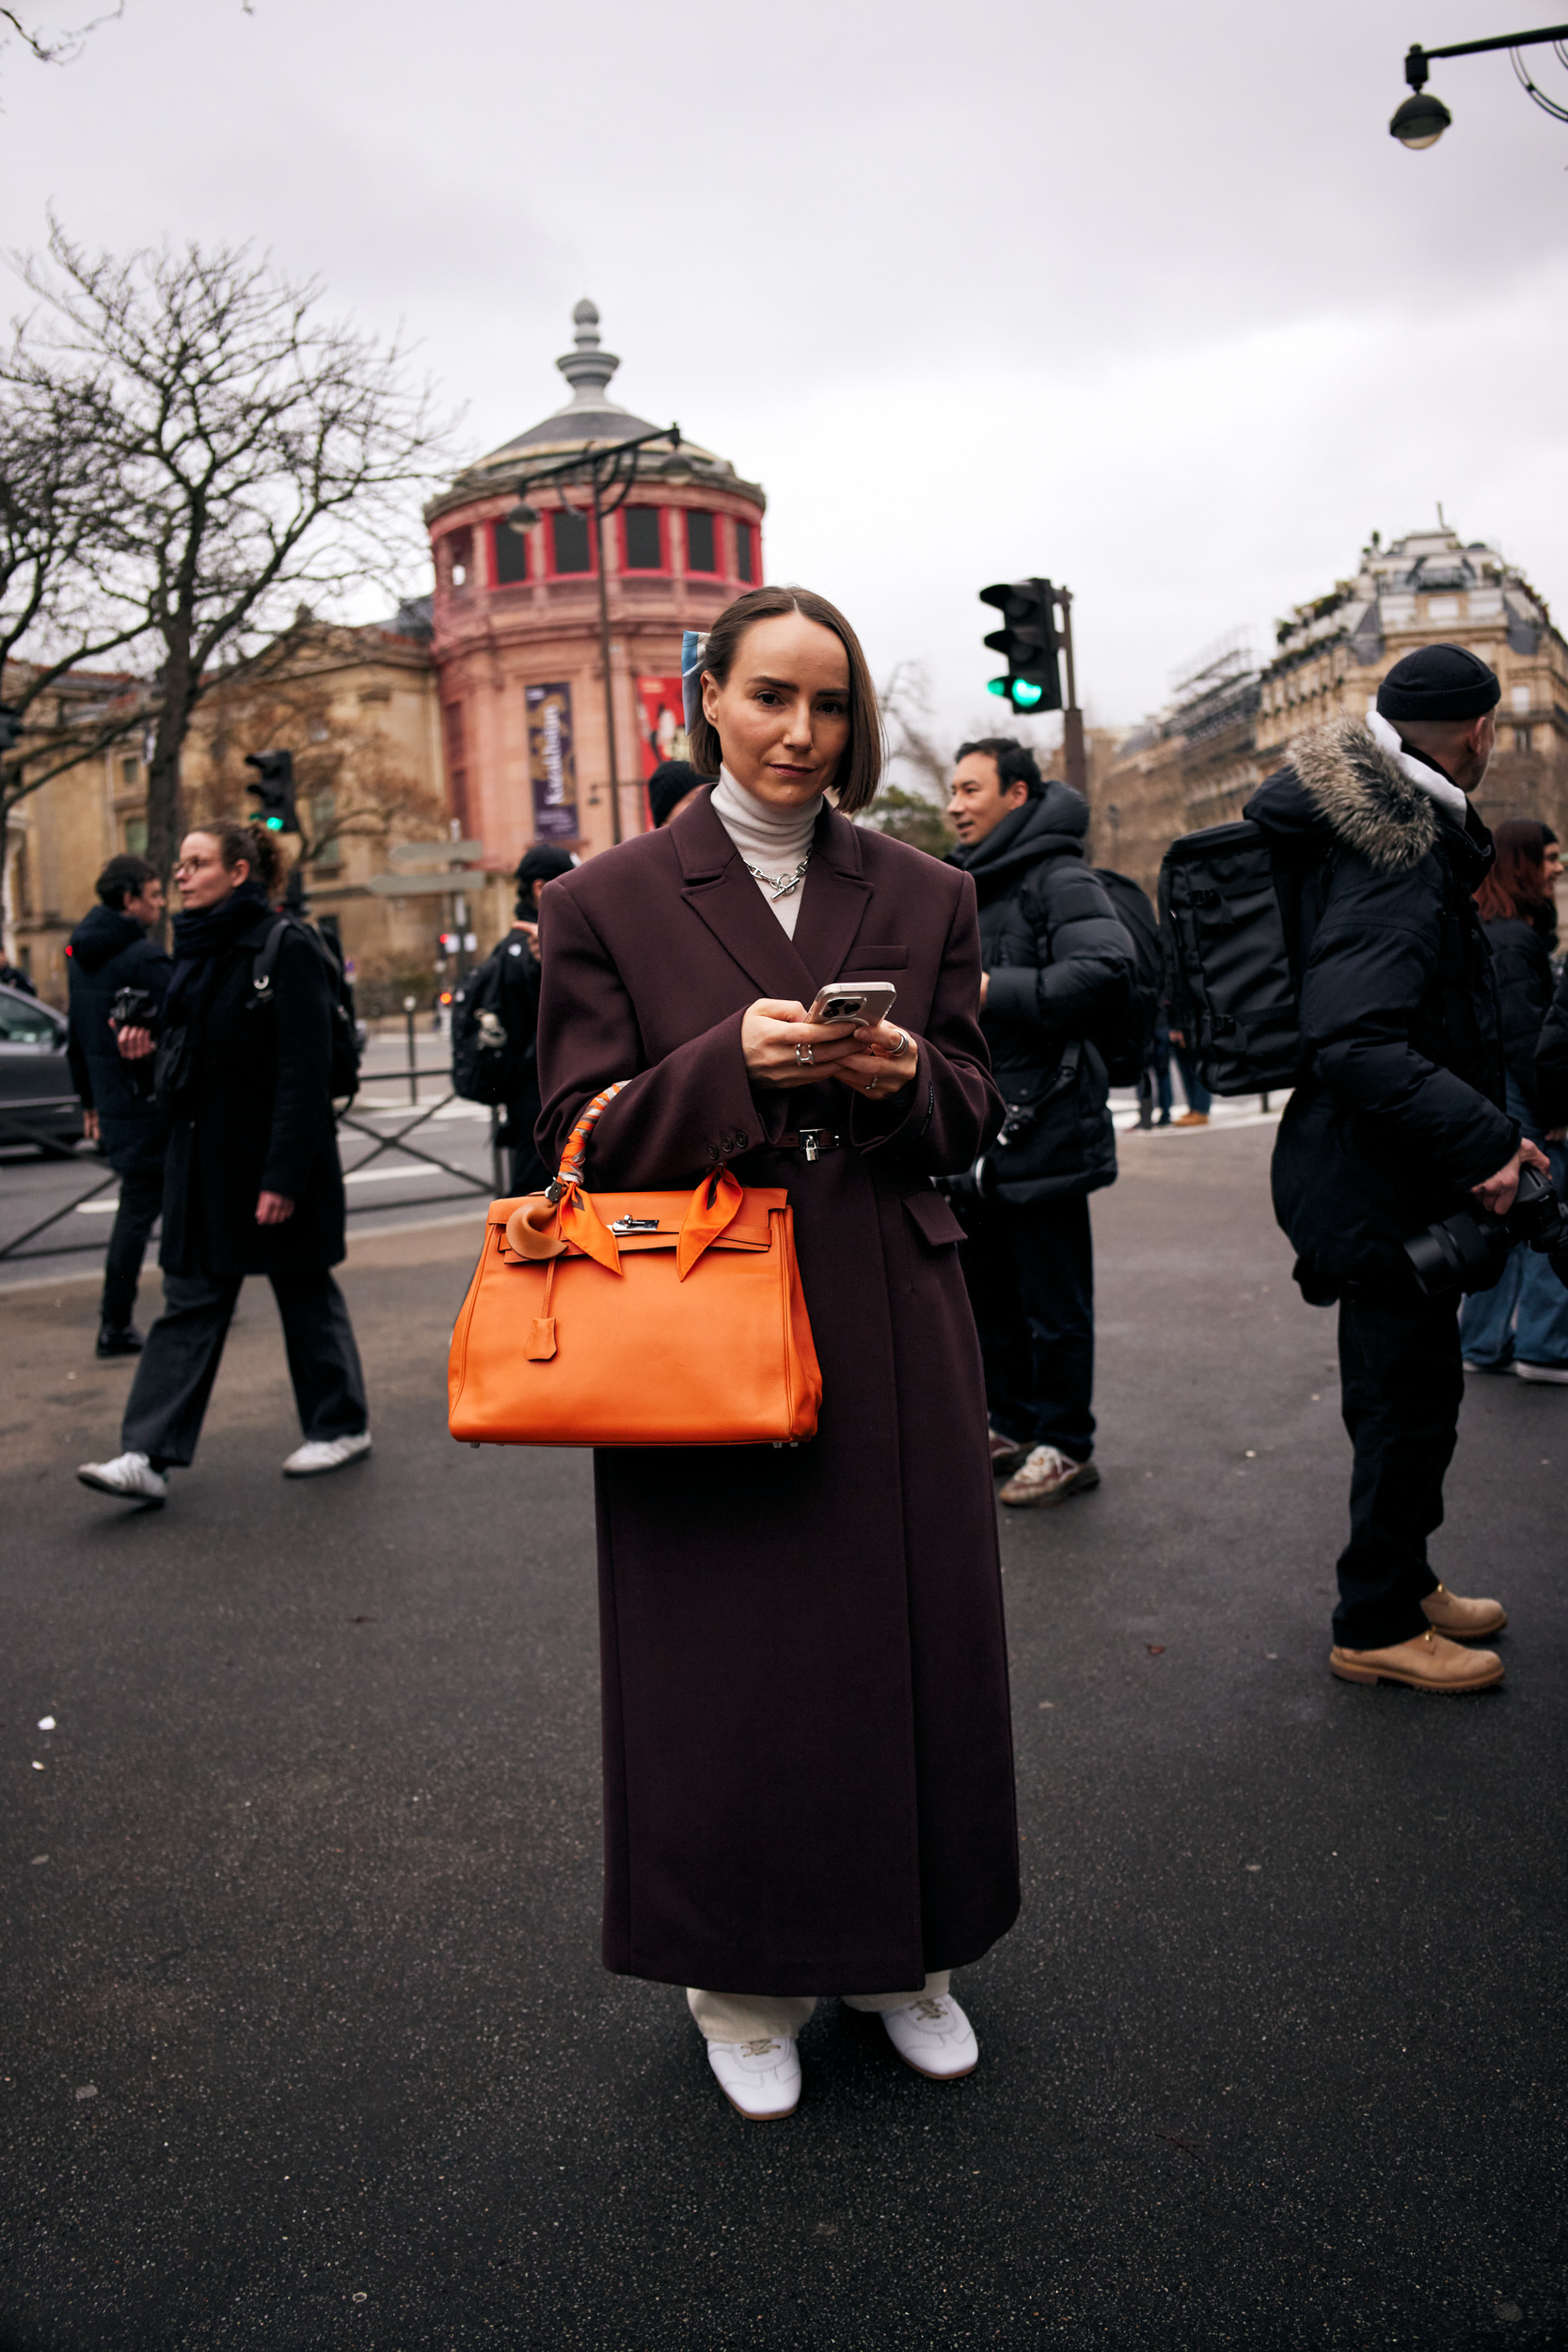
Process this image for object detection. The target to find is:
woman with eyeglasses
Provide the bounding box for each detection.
[78,820,371,1504]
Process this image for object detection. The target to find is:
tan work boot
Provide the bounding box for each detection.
[1330,1628,1503,1692]
[998,1445,1101,1508]
[1172,1110,1209,1127]
[1420,1581,1508,1641]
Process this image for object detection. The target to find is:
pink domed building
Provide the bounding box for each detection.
[425,300,766,876]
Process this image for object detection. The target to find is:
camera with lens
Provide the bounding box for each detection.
[109,983,161,1035]
[1403,1162,1568,1298]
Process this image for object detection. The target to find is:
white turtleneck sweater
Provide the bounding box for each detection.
[710,766,822,939]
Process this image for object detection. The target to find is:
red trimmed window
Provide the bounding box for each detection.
[685,510,717,573]
[621,506,665,572]
[735,518,755,583]
[492,518,530,585]
[550,508,594,575]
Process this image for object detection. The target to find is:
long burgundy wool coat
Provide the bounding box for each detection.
[534,788,1020,1995]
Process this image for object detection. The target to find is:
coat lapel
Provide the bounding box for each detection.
[790,805,874,991]
[673,788,818,1003]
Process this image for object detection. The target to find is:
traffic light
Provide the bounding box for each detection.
[244,749,299,833]
[980,579,1063,714]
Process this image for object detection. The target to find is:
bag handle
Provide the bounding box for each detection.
[508,1078,744,1280]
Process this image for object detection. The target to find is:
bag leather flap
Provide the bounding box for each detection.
[901,1188,966,1248]
[490,1189,784,1261]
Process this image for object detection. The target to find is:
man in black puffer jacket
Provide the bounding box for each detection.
[946,738,1132,1508]
[1245,644,1531,1695]
[66,855,172,1357]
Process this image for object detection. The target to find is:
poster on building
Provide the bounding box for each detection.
[526,681,578,842]
[635,675,689,779]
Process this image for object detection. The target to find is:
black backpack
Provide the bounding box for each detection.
[1091,867,1162,1088]
[1157,821,1311,1096]
[252,915,363,1104]
[451,943,529,1107]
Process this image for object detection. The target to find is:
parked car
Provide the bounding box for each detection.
[0,982,86,1155]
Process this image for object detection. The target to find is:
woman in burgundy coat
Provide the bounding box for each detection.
[534,585,1019,2120]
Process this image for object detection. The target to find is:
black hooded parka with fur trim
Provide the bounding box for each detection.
[1245,714,1516,1300]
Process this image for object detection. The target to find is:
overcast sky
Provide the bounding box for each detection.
[5,0,1566,750]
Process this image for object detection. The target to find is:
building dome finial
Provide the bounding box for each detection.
[557,297,620,407]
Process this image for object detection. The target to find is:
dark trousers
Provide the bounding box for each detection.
[100,1160,165,1331]
[121,1267,367,1470]
[960,1192,1096,1462]
[1334,1287,1461,1649]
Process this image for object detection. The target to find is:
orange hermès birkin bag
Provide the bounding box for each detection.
[447,1083,823,1448]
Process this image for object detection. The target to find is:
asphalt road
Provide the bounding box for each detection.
[2,1123,1564,2352]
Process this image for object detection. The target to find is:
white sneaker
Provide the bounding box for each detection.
[281,1430,372,1477]
[1513,1360,1568,1384]
[76,1450,166,1503]
[879,1992,979,2080]
[998,1444,1101,1508]
[705,2034,802,2120]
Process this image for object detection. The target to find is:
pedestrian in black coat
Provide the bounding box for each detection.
[65,854,171,1355]
[944,739,1132,1507]
[1457,819,1568,1379]
[497,844,575,1194]
[1244,644,1532,1693]
[77,821,369,1506]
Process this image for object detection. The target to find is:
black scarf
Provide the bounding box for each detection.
[166,880,271,1023]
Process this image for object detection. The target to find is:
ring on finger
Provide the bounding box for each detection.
[796,1042,814,1066]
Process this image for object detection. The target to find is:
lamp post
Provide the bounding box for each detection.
[1391,21,1568,144]
[508,421,682,847]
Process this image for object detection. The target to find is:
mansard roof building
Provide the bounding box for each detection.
[1091,521,1568,896]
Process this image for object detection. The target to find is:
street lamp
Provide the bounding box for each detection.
[509,422,681,847]
[1391,22,1568,145]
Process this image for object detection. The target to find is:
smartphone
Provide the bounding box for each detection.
[805,980,898,1030]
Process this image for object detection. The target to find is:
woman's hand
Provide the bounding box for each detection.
[1547,1127,1568,1145]
[116,1025,154,1061]
[741,999,861,1090]
[82,1108,100,1144]
[833,1019,919,1102]
[255,1191,295,1226]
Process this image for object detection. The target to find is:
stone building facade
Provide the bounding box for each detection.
[1090,522,1568,896]
[3,301,768,1006]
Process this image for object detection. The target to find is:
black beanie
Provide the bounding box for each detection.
[514,845,576,895]
[648,758,705,828]
[1376,643,1500,723]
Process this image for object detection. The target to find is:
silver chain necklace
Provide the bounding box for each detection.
[741,851,812,901]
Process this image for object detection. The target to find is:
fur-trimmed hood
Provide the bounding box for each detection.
[1245,710,1490,883]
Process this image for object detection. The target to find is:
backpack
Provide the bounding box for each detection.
[1157,821,1309,1096]
[252,915,363,1104]
[451,942,530,1107]
[1090,867,1161,1088]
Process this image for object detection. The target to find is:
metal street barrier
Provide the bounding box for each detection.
[0,1028,502,1269]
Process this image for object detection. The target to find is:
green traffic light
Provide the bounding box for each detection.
[987,678,1009,698]
[264,816,284,831]
[1011,679,1045,709]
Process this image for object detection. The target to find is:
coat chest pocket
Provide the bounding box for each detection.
[902,1188,965,1250]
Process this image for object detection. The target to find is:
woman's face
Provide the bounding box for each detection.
[702,613,850,809]
[174,832,246,912]
[1544,843,1564,887]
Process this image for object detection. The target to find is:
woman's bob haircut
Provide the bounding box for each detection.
[688,584,884,817]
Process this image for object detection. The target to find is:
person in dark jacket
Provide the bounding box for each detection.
[66,854,171,1356]
[945,738,1133,1508]
[1245,644,1535,1693]
[0,957,38,995]
[1458,819,1568,1380]
[648,757,707,829]
[76,820,369,1505]
[497,843,577,1194]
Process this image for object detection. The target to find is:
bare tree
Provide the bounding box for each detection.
[0,4,123,68]
[1,221,450,877]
